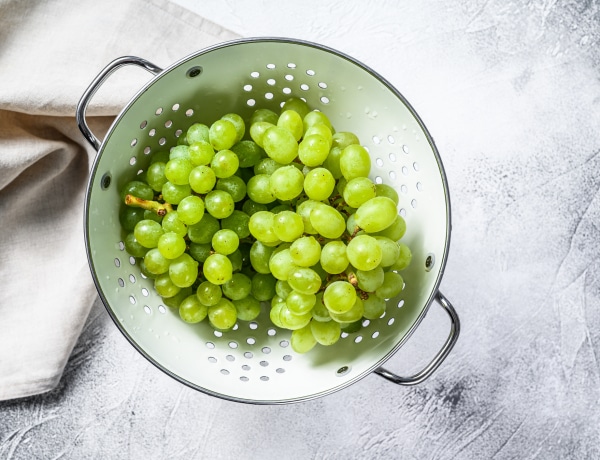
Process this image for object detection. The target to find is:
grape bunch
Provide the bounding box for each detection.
[119,97,412,353]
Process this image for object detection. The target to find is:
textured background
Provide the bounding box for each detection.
[2,0,600,458]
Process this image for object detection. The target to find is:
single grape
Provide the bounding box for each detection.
[228,248,244,272]
[277,109,304,141]
[363,294,386,320]
[268,248,297,281]
[150,150,170,164]
[186,123,210,145]
[269,299,286,328]
[329,296,364,323]
[340,144,371,180]
[262,126,299,164]
[196,281,222,306]
[287,267,322,295]
[303,167,335,201]
[310,320,341,346]
[331,131,360,149]
[188,242,212,263]
[295,199,320,234]
[210,149,239,178]
[354,197,398,233]
[146,162,168,191]
[346,234,382,271]
[254,157,283,175]
[251,272,277,301]
[120,180,154,202]
[204,190,235,219]
[188,165,216,194]
[375,183,399,205]
[203,253,233,285]
[322,146,343,179]
[279,305,313,330]
[208,298,237,331]
[231,140,264,168]
[216,175,246,202]
[390,243,412,271]
[134,219,163,248]
[169,253,199,288]
[249,121,275,148]
[247,174,276,204]
[161,182,191,205]
[233,296,262,321]
[188,141,214,166]
[272,210,304,242]
[162,287,193,309]
[343,177,377,208]
[311,292,331,322]
[374,236,400,267]
[209,119,237,151]
[375,272,404,299]
[269,165,304,201]
[289,236,321,267]
[187,213,220,244]
[323,280,356,314]
[144,248,171,275]
[286,291,316,315]
[222,273,252,300]
[291,323,317,353]
[281,97,310,119]
[124,232,148,258]
[211,229,239,255]
[309,203,346,239]
[119,206,145,232]
[275,280,293,299]
[248,211,280,244]
[249,240,277,274]
[373,214,406,241]
[303,110,333,133]
[157,231,186,259]
[221,210,250,239]
[250,108,279,125]
[161,211,187,237]
[177,195,205,225]
[320,241,349,274]
[179,294,208,323]
[298,134,329,167]
[242,199,268,216]
[305,124,332,148]
[154,273,181,298]
[221,113,245,143]
[355,266,385,292]
[164,158,193,185]
[169,145,191,160]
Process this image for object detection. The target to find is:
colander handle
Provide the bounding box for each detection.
[374,291,460,386]
[76,56,163,151]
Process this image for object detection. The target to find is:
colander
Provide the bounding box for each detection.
[76,37,460,404]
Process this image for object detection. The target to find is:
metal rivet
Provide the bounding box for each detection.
[425,253,435,271]
[187,66,203,78]
[101,173,111,190]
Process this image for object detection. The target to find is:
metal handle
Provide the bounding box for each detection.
[76,56,163,151]
[374,291,460,385]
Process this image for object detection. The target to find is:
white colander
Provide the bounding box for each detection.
[76,37,460,404]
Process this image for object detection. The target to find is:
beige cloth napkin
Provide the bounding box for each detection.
[0,0,239,401]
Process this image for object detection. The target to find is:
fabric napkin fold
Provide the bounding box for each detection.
[0,0,239,401]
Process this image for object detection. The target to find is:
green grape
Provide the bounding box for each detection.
[210,149,239,178]
[186,123,210,145]
[242,199,268,216]
[251,108,279,125]
[144,248,171,275]
[169,145,191,160]
[374,236,400,267]
[309,203,346,239]
[303,110,333,133]
[157,231,186,259]
[390,243,412,271]
[373,214,406,241]
[375,183,399,205]
[286,290,316,315]
[269,299,286,328]
[323,280,356,314]
[119,206,145,232]
[272,210,304,242]
[305,124,333,147]
[279,306,313,330]
[277,109,304,141]
[164,158,193,185]
[204,190,235,219]
[291,323,317,353]
[346,213,358,235]
[233,296,261,321]
[355,197,398,233]
[249,240,277,274]
[146,162,168,191]
[162,286,193,309]
[343,177,377,208]
[249,121,275,148]
[231,140,264,168]
[281,97,310,119]
[251,272,277,301]
[124,232,148,258]
[179,294,208,323]
[375,272,404,299]
[120,180,154,202]
[208,298,237,331]
[221,113,245,143]
[189,165,216,194]
[209,119,237,151]
[187,213,220,244]
[161,211,187,237]
[150,150,170,164]
[188,140,214,166]
[139,259,157,279]
[161,182,191,205]
[248,211,280,244]
[331,131,360,149]
[228,248,244,272]
[303,167,335,201]
[363,294,386,320]
[336,176,347,196]
[211,229,239,255]
[154,273,181,298]
[254,157,283,175]
[188,242,211,263]
[346,234,382,271]
[268,248,297,281]
[177,195,205,225]
[311,292,331,322]
[262,126,299,164]
[274,280,293,300]
[355,266,385,292]
[320,240,349,274]
[322,146,343,179]
[169,253,199,288]
[329,296,364,323]
[289,236,321,267]
[196,281,222,306]
[216,175,246,202]
[247,174,276,204]
[310,320,341,346]
[340,144,371,180]
[221,210,250,239]
[311,262,328,282]
[298,134,329,167]
[340,320,363,334]
[134,219,163,248]
[203,253,233,285]
[222,273,252,300]
[142,209,163,224]
[287,267,322,295]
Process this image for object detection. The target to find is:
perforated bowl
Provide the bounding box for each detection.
[77,37,460,404]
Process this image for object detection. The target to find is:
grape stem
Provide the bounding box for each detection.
[125,194,173,216]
